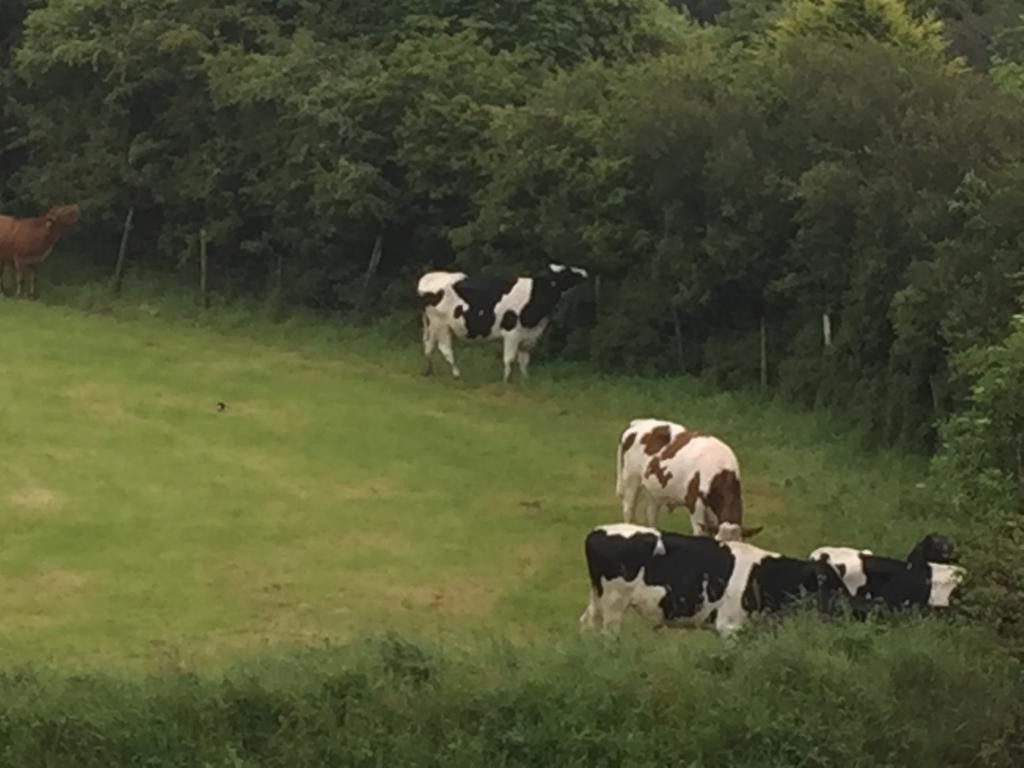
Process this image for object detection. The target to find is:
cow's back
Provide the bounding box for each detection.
[0,214,23,257]
[584,524,665,590]
[418,271,466,296]
[0,214,50,262]
[584,525,737,629]
[648,532,736,623]
[810,546,872,597]
[617,419,685,498]
[645,434,740,511]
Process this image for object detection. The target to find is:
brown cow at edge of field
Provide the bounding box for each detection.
[0,204,80,299]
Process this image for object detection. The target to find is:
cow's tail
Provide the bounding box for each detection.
[615,433,626,500]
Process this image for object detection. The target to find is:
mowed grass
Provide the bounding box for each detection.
[0,294,936,670]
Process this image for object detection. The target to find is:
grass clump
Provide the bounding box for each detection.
[0,621,1019,767]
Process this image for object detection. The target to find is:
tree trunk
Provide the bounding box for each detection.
[357,234,383,311]
[760,315,768,391]
[110,206,134,296]
[199,228,209,309]
[271,249,284,302]
[672,306,685,373]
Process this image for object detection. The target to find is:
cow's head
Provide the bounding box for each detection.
[808,559,850,615]
[44,204,81,231]
[545,262,589,292]
[906,532,957,566]
[708,521,764,542]
[927,563,967,607]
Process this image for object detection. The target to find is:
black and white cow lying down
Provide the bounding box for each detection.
[810,533,965,613]
[580,523,846,637]
[417,263,588,381]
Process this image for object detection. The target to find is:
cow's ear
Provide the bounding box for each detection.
[741,525,764,539]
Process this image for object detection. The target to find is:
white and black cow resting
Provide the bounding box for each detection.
[616,418,762,539]
[580,523,844,636]
[418,263,588,382]
[810,533,965,613]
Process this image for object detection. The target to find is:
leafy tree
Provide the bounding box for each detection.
[990,13,1024,97]
[2,0,1023,448]
[770,0,952,61]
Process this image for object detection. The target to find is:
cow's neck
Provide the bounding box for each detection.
[518,277,565,328]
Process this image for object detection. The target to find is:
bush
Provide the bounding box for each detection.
[0,623,1020,767]
[919,314,1024,655]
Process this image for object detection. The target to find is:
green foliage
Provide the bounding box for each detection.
[461,28,1024,446]
[0,622,1020,767]
[1,0,1022,448]
[991,14,1024,97]
[918,314,1024,653]
[771,0,952,62]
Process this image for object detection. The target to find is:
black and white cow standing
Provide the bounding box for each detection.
[810,533,965,613]
[579,523,845,636]
[417,263,589,382]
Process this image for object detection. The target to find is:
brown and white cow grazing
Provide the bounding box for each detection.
[0,204,80,299]
[616,418,762,538]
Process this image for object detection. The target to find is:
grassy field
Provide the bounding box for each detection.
[0,290,938,671]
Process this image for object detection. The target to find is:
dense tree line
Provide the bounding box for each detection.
[1,0,1023,450]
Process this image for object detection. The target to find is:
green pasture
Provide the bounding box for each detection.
[0,294,935,670]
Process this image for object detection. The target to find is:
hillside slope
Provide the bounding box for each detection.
[0,300,932,668]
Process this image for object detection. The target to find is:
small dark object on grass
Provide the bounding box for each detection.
[216,402,227,412]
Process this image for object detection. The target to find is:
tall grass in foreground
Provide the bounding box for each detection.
[0,617,1019,767]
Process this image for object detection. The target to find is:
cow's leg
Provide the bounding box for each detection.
[421,315,437,376]
[620,481,641,523]
[644,497,658,528]
[714,610,744,639]
[516,349,531,380]
[689,508,704,536]
[436,327,460,378]
[14,263,24,298]
[579,588,603,632]
[502,334,519,383]
[29,267,37,300]
[515,334,537,379]
[600,591,629,636]
[0,262,7,297]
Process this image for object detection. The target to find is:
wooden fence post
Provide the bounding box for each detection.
[275,251,284,296]
[760,315,768,391]
[357,234,383,311]
[199,228,209,309]
[672,306,685,373]
[110,206,134,296]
